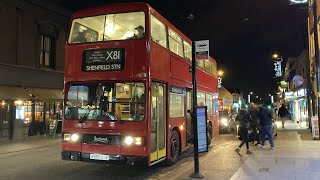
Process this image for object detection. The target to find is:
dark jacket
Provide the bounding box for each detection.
[248,107,259,127]
[259,106,272,127]
[278,105,289,117]
[236,109,252,128]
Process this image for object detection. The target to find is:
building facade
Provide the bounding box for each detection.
[218,86,233,112]
[0,0,70,141]
[283,51,309,124]
[308,0,320,119]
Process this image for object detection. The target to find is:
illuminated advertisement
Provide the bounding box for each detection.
[289,0,307,5]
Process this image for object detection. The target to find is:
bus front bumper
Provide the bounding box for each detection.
[61,151,147,165]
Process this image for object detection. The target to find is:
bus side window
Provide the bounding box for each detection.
[151,14,167,48]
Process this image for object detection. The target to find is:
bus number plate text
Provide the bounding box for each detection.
[89,154,110,161]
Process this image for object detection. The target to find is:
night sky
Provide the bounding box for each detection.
[54,0,308,98]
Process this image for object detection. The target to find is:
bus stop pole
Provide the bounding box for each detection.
[190,41,204,178]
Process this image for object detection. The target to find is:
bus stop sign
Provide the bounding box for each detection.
[195,40,209,60]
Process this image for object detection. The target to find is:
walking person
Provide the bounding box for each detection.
[235,106,253,155]
[278,104,289,128]
[258,102,275,149]
[248,102,260,145]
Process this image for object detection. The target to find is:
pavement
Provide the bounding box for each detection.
[153,119,319,180]
[0,134,60,155]
[0,119,318,180]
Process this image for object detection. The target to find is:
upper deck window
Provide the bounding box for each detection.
[150,15,167,48]
[197,59,217,76]
[183,41,192,61]
[69,11,145,44]
[168,28,184,57]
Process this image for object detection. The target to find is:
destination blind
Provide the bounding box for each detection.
[82,48,125,72]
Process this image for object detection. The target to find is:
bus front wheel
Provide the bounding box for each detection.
[165,130,180,166]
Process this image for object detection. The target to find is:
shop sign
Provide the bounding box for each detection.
[297,89,306,97]
[280,81,288,88]
[311,116,319,139]
[223,97,233,106]
[285,91,294,99]
[293,75,304,86]
[274,61,282,77]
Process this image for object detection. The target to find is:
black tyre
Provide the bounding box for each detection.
[207,123,212,145]
[165,130,180,166]
[134,159,148,168]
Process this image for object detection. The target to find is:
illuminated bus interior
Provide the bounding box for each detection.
[65,82,145,121]
[68,11,145,43]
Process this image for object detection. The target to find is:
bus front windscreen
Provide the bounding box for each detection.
[64,82,145,121]
[68,11,145,44]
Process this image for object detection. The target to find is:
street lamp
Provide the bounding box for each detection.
[272,53,283,61]
[218,70,224,77]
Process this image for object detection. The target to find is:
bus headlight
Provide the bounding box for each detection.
[124,136,143,145]
[64,133,80,142]
[71,134,79,142]
[125,136,134,145]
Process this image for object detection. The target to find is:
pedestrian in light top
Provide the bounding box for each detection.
[258,102,275,149]
[248,102,260,145]
[235,106,253,155]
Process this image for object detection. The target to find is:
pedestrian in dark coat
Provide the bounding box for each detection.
[259,104,275,149]
[278,104,289,128]
[235,107,253,155]
[248,102,260,145]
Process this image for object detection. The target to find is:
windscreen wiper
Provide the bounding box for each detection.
[79,109,90,123]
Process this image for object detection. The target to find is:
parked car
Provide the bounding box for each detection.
[219,110,234,133]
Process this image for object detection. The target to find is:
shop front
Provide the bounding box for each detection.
[284,89,308,127]
[0,86,63,142]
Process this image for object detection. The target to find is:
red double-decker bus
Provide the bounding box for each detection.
[61,2,219,166]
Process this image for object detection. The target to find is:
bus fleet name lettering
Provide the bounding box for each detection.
[86,64,121,71]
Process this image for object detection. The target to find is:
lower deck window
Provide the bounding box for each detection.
[170,93,184,118]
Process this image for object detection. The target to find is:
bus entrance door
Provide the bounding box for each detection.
[150,82,166,163]
[186,89,193,143]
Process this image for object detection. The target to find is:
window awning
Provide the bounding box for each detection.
[0,86,31,100]
[27,88,63,102]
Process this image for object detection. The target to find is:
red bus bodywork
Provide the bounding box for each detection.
[61,3,218,166]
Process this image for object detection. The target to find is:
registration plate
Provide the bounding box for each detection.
[89,154,110,161]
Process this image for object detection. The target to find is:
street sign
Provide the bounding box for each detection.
[195,40,209,60]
